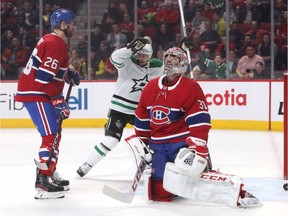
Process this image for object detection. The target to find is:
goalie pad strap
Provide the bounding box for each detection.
[163,162,242,207]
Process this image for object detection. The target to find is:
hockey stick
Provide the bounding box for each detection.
[102,157,147,203]
[34,83,73,171]
[178,0,193,79]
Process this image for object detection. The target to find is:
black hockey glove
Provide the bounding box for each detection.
[64,68,80,86]
[126,37,148,54]
[179,37,193,51]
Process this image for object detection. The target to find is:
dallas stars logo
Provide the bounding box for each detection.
[130,75,149,93]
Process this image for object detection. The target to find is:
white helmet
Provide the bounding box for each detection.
[163,47,188,76]
[136,44,153,59]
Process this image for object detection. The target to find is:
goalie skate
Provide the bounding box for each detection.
[238,191,262,208]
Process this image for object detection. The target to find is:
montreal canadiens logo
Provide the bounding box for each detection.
[151,105,171,125]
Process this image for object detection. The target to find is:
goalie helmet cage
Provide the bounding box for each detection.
[284,74,288,180]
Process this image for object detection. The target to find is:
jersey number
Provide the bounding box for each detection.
[198,100,208,110]
[44,57,58,69]
[23,57,58,75]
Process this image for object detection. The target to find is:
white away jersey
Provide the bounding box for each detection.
[110,47,163,115]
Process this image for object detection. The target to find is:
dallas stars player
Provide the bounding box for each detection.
[77,38,163,177]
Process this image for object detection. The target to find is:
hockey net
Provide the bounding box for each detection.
[283,74,288,180]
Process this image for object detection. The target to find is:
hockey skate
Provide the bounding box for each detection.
[77,162,92,177]
[238,191,262,208]
[51,171,70,191]
[35,169,65,199]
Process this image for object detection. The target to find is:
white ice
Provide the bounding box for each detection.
[0,128,287,216]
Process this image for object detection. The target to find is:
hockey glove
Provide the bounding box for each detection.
[174,136,209,178]
[126,37,148,54]
[51,95,70,119]
[186,136,209,159]
[64,68,80,86]
[179,37,193,51]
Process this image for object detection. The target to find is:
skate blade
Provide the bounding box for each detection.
[34,190,65,199]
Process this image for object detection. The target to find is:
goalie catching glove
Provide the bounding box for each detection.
[126,37,148,54]
[175,137,208,179]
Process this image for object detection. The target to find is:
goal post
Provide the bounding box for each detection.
[283,74,288,180]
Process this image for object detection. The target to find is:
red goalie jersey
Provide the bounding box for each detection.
[134,75,211,144]
[15,33,69,103]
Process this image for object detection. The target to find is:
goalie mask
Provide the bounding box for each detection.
[163,47,188,76]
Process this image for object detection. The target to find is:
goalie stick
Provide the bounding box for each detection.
[102,157,148,203]
[34,83,73,171]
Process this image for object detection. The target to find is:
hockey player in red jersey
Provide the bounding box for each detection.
[133,46,261,208]
[15,8,80,199]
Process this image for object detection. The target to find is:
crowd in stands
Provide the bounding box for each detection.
[1,0,287,80]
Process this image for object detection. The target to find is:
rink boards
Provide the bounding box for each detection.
[0,80,284,131]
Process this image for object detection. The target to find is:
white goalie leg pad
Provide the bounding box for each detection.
[125,135,152,165]
[163,162,242,207]
[143,167,152,201]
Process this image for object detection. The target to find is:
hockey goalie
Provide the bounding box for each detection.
[131,46,262,208]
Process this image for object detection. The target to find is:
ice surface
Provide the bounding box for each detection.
[0,128,287,216]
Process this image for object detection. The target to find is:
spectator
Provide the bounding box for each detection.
[212,11,226,37]
[200,19,221,55]
[200,49,227,80]
[155,0,180,26]
[137,0,156,26]
[94,40,111,79]
[1,29,13,51]
[222,1,238,25]
[201,3,214,22]
[245,20,269,45]
[74,35,88,59]
[119,13,134,43]
[215,36,228,59]
[69,48,81,72]
[252,61,270,79]
[274,0,287,26]
[102,57,118,80]
[229,21,244,51]
[191,9,205,34]
[238,34,252,57]
[187,32,206,72]
[18,25,37,55]
[236,43,265,79]
[184,0,197,22]
[117,1,131,22]
[106,23,127,51]
[1,36,29,79]
[258,33,278,70]
[154,22,174,51]
[226,49,239,79]
[42,3,53,31]
[18,0,39,30]
[235,0,263,24]
[101,0,121,26]
[91,24,107,52]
